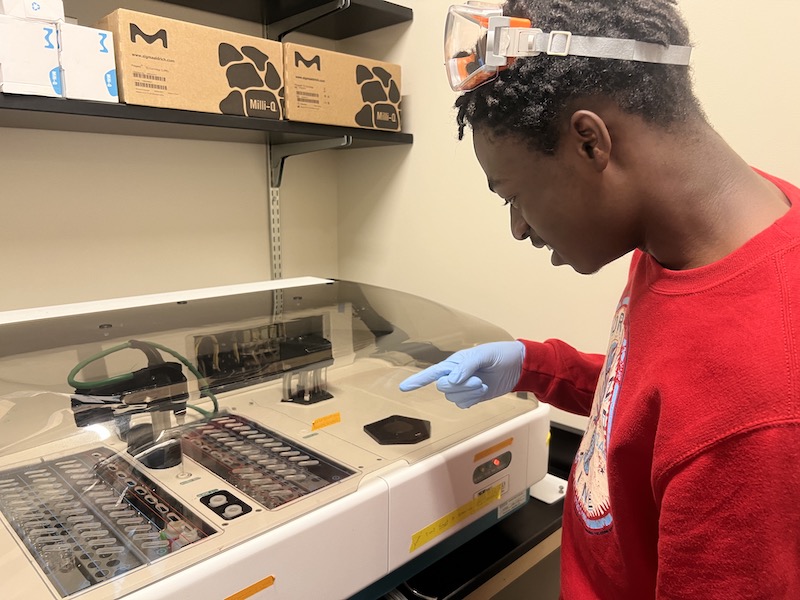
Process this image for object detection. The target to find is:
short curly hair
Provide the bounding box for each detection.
[455,0,704,153]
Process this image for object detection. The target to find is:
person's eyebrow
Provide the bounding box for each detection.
[487,178,501,193]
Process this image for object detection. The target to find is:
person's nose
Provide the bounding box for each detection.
[510,206,531,241]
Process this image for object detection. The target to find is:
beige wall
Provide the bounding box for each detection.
[0,130,271,308]
[2,0,798,425]
[0,0,270,310]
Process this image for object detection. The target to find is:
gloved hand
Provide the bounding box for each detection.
[399,341,525,409]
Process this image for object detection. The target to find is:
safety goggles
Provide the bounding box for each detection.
[445,2,693,92]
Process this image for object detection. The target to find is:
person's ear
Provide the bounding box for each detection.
[568,110,611,172]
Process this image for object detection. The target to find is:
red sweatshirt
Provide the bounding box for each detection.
[515,172,800,599]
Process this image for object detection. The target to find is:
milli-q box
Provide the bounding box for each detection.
[283,42,401,131]
[95,9,283,119]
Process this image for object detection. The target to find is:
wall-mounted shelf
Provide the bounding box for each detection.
[161,0,413,40]
[0,95,413,148]
[160,0,267,24]
[267,0,413,40]
[0,0,413,195]
[0,0,413,152]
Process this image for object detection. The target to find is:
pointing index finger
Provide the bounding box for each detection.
[399,362,455,391]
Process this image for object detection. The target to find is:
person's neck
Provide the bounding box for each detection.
[637,123,789,270]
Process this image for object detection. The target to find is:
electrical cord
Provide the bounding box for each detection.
[67,340,219,417]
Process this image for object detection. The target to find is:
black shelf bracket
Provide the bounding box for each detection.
[161,1,413,40]
[267,0,348,41]
[266,0,412,41]
[270,136,353,188]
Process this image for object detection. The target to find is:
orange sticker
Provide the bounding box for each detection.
[225,575,276,600]
[312,412,341,431]
[473,437,514,463]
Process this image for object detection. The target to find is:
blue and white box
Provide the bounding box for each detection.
[0,14,62,97]
[0,0,64,22]
[58,22,118,103]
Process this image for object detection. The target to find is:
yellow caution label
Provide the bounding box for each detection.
[225,575,276,600]
[409,483,503,552]
[311,412,341,431]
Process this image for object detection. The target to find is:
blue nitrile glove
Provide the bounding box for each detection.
[399,341,525,409]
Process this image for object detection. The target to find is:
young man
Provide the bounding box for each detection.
[400,0,800,597]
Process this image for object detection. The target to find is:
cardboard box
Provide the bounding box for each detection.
[0,0,64,22]
[283,42,401,131]
[0,14,61,97]
[59,22,118,103]
[96,9,283,119]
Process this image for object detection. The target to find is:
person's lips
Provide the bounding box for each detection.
[530,235,563,264]
[550,248,565,266]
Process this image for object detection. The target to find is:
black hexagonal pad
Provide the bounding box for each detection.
[364,415,431,445]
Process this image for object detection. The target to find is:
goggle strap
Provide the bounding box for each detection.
[504,29,692,66]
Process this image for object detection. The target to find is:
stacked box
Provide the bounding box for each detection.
[0,0,64,22]
[283,42,401,131]
[96,9,284,119]
[58,22,118,103]
[0,14,61,96]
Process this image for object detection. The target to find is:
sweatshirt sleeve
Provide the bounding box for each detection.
[513,338,603,417]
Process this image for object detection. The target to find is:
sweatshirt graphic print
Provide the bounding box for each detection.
[573,297,628,533]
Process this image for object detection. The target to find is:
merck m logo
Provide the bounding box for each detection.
[294,52,321,70]
[130,24,168,48]
[42,27,55,49]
